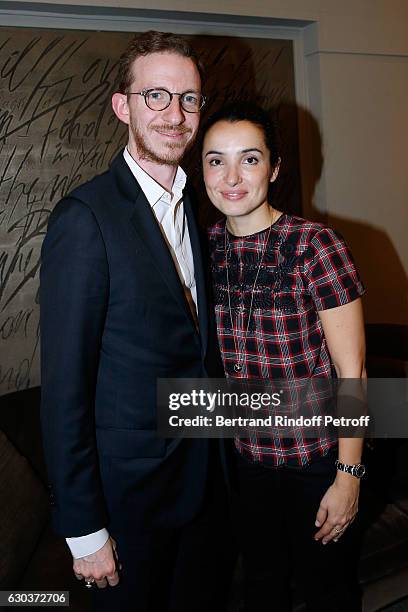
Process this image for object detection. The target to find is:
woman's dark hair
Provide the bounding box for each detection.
[202,102,280,169]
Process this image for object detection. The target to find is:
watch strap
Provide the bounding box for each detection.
[335,459,366,479]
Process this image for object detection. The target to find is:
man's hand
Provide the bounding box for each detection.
[73,537,120,588]
[314,473,360,545]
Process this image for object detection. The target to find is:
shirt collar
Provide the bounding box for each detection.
[123,147,186,208]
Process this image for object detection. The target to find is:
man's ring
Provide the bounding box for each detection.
[334,527,344,534]
[85,579,94,588]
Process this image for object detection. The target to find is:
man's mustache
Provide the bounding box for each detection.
[151,124,192,134]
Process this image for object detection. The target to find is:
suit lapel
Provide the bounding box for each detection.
[130,189,196,322]
[112,153,203,338]
[184,188,208,355]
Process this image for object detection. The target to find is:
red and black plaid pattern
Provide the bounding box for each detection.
[208,213,365,466]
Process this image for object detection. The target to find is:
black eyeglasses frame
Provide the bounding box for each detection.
[126,88,206,113]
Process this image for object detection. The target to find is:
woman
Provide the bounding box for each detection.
[202,103,366,612]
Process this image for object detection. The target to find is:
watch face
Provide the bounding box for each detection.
[355,464,366,478]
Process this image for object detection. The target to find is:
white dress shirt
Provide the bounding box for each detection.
[67,149,198,559]
[123,147,198,317]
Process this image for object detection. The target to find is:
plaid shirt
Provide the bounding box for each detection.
[208,213,365,466]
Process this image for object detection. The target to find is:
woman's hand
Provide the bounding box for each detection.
[315,298,364,545]
[314,473,360,544]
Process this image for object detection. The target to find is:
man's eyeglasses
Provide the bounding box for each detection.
[127,88,206,113]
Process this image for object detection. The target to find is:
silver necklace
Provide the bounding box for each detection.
[224,212,276,373]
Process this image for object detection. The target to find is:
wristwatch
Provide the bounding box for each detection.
[335,459,366,479]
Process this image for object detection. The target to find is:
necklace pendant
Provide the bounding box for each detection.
[234,363,242,372]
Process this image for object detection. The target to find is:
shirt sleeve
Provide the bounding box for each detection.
[66,528,109,559]
[304,227,365,311]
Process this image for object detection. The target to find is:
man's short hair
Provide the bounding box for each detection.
[117,30,203,94]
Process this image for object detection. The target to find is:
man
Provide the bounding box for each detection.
[40,31,232,611]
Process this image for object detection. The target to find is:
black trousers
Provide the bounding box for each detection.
[235,448,362,612]
[93,443,236,612]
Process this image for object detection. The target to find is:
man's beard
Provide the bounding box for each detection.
[130,119,194,167]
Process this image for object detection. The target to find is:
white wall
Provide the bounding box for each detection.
[2,0,408,323]
[317,52,408,323]
[7,0,408,54]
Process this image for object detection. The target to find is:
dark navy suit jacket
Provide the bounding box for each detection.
[40,151,214,537]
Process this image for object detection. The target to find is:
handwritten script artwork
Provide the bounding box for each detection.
[0,29,129,394]
[0,28,297,395]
